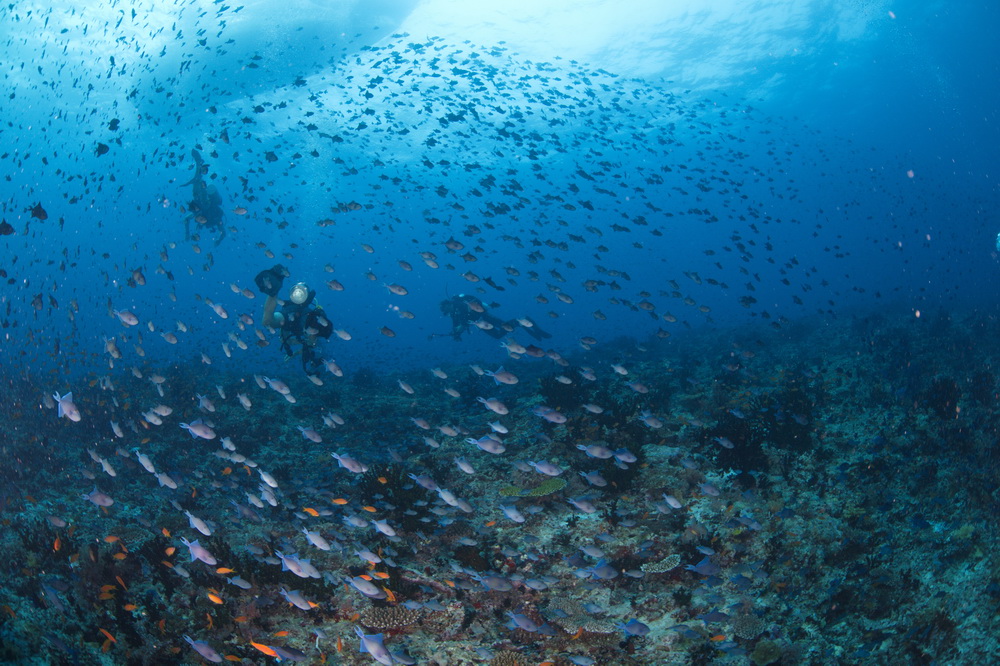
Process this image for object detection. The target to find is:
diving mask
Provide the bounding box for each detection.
[290,282,310,305]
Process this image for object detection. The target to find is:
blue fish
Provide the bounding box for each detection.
[356,626,392,665]
[685,556,721,577]
[617,618,651,636]
[581,559,618,580]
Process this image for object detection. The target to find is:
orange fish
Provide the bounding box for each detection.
[443,579,455,588]
[157,619,166,634]
[224,657,241,662]
[99,628,116,643]
[206,613,214,630]
[112,553,127,561]
[98,592,114,600]
[123,604,138,611]
[331,498,349,505]
[371,571,390,579]
[484,520,496,527]
[207,592,224,604]
[361,505,377,513]
[100,585,117,593]
[221,467,232,476]
[165,547,176,556]
[161,527,171,538]
[336,636,343,652]
[103,535,120,543]
[216,567,236,574]
[710,634,726,642]
[377,476,388,484]
[273,630,289,637]
[302,507,319,517]
[359,574,373,581]
[116,575,128,591]
[383,588,396,603]
[250,642,278,657]
[53,536,61,551]
[233,616,249,623]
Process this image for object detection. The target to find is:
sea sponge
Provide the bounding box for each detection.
[751,639,782,665]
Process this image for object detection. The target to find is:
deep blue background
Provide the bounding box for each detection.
[1,0,997,397]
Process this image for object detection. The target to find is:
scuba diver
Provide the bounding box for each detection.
[434,294,551,342]
[254,264,333,374]
[183,149,226,245]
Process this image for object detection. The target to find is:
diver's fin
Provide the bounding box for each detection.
[182,150,206,186]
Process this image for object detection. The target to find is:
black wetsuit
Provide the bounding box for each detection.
[440,296,550,341]
[185,150,226,244]
[279,292,332,373]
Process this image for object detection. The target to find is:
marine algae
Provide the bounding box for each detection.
[498,477,567,497]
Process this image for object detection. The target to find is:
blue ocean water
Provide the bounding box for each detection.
[1,1,998,664]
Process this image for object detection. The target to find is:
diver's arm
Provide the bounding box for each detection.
[263,295,280,328]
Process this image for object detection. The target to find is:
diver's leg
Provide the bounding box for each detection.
[483,326,506,340]
[523,323,551,340]
[262,296,280,328]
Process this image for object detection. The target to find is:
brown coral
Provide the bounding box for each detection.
[732,612,767,639]
[359,604,422,630]
[490,651,523,666]
[641,553,681,573]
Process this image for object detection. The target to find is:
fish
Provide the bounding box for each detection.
[53,392,81,422]
[185,511,213,536]
[184,635,223,662]
[618,619,651,636]
[302,528,331,551]
[331,452,368,474]
[181,538,217,566]
[345,577,386,600]
[528,460,563,476]
[280,588,317,611]
[297,425,322,443]
[355,626,393,665]
[82,488,114,507]
[179,419,216,440]
[486,366,519,385]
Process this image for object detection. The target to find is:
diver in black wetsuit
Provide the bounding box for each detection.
[184,150,226,245]
[254,264,333,374]
[434,294,551,342]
